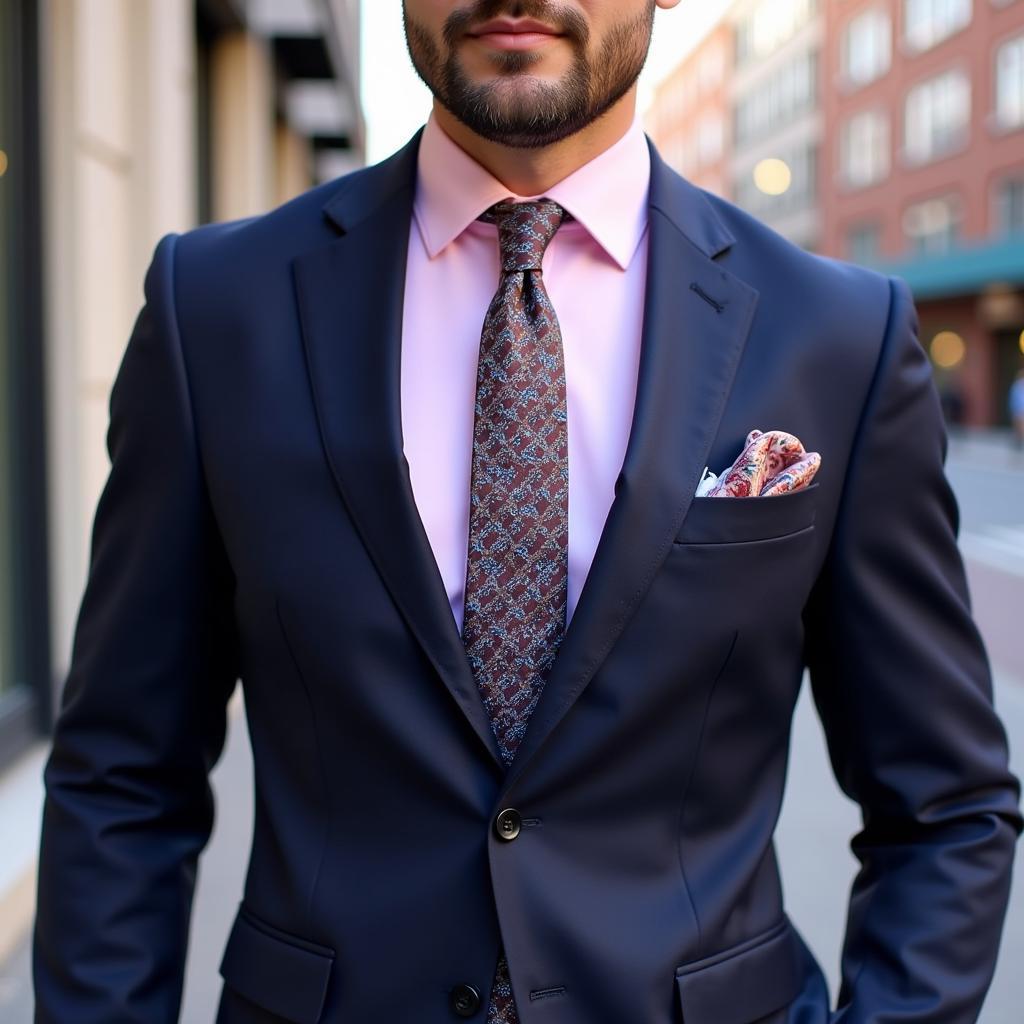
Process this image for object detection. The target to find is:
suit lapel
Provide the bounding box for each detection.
[292,131,506,771]
[292,131,760,787]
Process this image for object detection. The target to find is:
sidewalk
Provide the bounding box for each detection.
[947,428,1024,474]
[963,560,1024,681]
[946,429,1024,681]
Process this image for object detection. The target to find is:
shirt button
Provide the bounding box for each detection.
[450,982,482,1016]
[494,807,522,840]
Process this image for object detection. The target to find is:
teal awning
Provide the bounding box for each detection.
[863,236,1024,299]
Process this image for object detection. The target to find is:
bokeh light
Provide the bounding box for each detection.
[930,330,966,368]
[753,158,792,195]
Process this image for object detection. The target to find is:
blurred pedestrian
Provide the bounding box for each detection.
[1011,369,1024,451]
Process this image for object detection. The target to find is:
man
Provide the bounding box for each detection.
[32,1,1023,1022]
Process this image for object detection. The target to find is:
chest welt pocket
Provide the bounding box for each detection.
[674,484,818,546]
[218,901,336,1023]
[675,916,805,1024]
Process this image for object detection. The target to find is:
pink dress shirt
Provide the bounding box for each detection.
[401,112,651,632]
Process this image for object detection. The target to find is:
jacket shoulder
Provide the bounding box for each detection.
[171,133,420,275]
[174,170,352,266]
[159,165,371,341]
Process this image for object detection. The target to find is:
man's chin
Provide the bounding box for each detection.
[474,80,565,113]
[439,107,587,150]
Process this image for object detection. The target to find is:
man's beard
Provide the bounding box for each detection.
[403,1,656,149]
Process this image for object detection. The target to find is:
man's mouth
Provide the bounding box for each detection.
[466,17,564,50]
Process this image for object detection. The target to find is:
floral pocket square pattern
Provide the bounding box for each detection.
[696,429,821,498]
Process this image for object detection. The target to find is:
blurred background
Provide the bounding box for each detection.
[0,0,1022,1020]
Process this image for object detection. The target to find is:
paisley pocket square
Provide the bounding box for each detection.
[696,429,821,498]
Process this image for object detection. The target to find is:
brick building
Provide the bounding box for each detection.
[646,0,1024,426]
[821,0,1024,427]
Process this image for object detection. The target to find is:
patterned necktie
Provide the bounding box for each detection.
[461,199,570,1024]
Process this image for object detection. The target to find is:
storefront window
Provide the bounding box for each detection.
[0,0,50,770]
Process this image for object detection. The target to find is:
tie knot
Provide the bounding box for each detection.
[478,199,569,273]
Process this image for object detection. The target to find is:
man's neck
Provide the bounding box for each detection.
[432,87,639,197]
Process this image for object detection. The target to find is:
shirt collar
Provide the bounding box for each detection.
[413,111,651,271]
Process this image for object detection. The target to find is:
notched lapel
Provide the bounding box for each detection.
[292,136,506,772]
[499,146,761,794]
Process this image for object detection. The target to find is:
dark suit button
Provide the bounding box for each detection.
[494,807,521,840]
[450,983,482,1016]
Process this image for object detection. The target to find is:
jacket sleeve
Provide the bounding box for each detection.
[32,231,241,1024]
[803,273,1024,1024]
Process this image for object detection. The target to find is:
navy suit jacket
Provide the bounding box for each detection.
[33,129,1024,1024]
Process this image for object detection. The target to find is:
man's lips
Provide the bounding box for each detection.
[467,17,564,50]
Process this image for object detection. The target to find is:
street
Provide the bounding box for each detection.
[2,434,1023,1022]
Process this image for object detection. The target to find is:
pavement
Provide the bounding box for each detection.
[947,431,1024,684]
[2,430,1023,1023]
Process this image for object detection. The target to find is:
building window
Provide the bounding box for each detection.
[902,193,963,254]
[845,222,883,263]
[842,8,892,88]
[903,68,970,164]
[0,0,50,770]
[840,110,890,188]
[734,50,818,146]
[993,175,1024,235]
[994,33,1024,131]
[903,0,972,54]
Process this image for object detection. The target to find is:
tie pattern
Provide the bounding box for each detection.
[461,200,570,1023]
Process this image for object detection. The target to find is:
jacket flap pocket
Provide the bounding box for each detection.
[218,903,335,1024]
[675,917,803,1024]
[675,484,818,545]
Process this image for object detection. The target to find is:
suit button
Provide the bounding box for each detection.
[450,983,482,1016]
[494,807,522,840]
